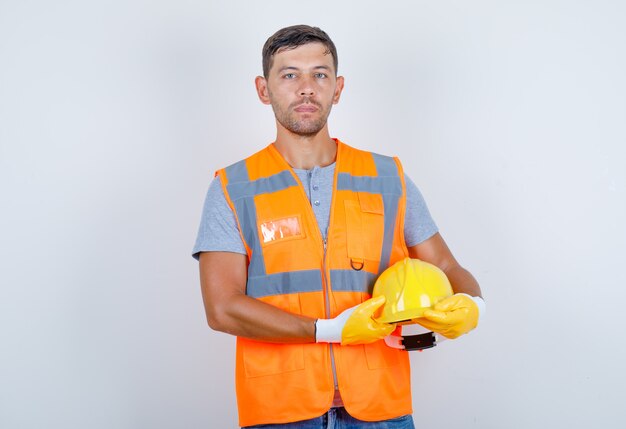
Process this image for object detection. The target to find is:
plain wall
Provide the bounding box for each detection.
[1,0,625,428]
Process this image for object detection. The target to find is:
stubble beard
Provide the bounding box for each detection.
[271,98,332,137]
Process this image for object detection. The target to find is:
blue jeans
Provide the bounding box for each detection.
[243,407,415,428]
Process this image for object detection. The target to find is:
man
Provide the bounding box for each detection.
[192,25,483,428]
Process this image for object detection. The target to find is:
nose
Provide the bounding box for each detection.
[299,88,314,96]
[298,76,315,97]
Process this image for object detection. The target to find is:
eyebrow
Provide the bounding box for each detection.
[277,65,332,73]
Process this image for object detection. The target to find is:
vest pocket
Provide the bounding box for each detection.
[363,341,402,369]
[258,214,305,246]
[344,194,385,264]
[242,341,305,378]
[242,294,305,378]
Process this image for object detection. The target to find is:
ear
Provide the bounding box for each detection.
[255,76,271,105]
[332,76,345,105]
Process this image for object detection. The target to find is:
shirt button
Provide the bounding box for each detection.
[314,200,320,206]
[313,185,319,191]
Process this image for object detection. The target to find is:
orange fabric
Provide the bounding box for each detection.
[218,140,412,426]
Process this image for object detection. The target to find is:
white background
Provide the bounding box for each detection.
[1,1,625,428]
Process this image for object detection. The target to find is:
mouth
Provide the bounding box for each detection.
[293,103,319,113]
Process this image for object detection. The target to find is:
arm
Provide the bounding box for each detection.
[199,251,316,343]
[408,232,482,298]
[199,251,393,345]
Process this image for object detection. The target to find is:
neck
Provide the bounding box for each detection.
[273,124,337,170]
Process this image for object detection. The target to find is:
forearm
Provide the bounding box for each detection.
[443,264,482,298]
[207,293,316,343]
[199,251,317,344]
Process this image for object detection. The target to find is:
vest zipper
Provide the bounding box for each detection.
[322,236,340,392]
[285,153,341,397]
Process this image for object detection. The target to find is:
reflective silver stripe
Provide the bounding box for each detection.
[373,154,401,274]
[330,270,378,294]
[227,170,298,201]
[247,270,323,298]
[372,152,399,177]
[225,158,249,183]
[224,160,266,278]
[377,192,400,273]
[247,269,374,298]
[336,174,402,195]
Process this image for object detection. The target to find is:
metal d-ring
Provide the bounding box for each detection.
[350,258,364,271]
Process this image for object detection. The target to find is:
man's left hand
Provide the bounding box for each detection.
[416,293,483,339]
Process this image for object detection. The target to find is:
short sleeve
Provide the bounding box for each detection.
[191,175,247,260]
[404,174,439,247]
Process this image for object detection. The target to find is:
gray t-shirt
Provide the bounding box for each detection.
[192,163,438,259]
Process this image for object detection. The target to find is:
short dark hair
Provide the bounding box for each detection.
[262,25,338,78]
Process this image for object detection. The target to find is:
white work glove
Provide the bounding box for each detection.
[315,296,395,345]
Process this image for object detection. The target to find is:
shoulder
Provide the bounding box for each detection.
[218,144,276,183]
[338,140,403,176]
[204,175,228,205]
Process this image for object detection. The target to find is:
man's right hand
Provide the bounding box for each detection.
[316,296,395,345]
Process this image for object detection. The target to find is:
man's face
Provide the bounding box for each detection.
[257,42,344,136]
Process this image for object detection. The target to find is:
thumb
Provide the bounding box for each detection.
[433,295,461,312]
[358,295,386,316]
[415,317,446,332]
[421,309,450,324]
[424,306,469,327]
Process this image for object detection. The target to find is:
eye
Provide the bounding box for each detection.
[283,73,297,79]
[314,72,328,79]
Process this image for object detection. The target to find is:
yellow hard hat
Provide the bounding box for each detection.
[373,258,453,325]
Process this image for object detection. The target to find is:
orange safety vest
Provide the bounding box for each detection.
[217,140,412,427]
